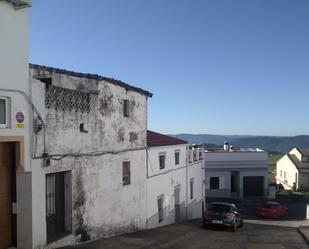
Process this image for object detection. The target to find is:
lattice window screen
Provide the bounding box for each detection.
[45,85,91,113]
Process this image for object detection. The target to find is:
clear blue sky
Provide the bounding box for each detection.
[29,0,309,136]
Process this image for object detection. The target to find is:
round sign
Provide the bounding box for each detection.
[16,112,25,123]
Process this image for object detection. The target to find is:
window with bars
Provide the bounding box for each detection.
[122,161,131,186]
[123,99,130,117]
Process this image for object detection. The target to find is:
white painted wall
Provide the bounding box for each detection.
[205,151,268,197]
[0,2,32,249]
[276,155,297,189]
[146,144,203,228]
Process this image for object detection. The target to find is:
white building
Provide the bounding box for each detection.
[276,148,309,191]
[146,131,204,228]
[29,65,153,247]
[204,142,268,198]
[0,1,32,249]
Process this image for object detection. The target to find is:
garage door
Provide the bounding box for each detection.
[243,176,264,197]
[0,143,12,249]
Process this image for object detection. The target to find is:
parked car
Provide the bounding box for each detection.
[256,201,288,218]
[202,202,243,231]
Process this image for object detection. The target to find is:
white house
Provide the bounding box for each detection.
[204,142,268,198]
[146,131,204,229]
[276,148,309,191]
[0,1,32,249]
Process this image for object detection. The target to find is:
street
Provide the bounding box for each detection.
[62,219,308,249]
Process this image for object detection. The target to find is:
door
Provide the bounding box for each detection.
[0,143,12,249]
[46,172,66,243]
[174,187,180,222]
[243,176,264,197]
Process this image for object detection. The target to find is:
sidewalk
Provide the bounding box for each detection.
[298,226,309,244]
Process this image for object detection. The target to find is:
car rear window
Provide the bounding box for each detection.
[209,204,231,212]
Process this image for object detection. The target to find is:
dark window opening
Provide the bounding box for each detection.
[190,178,194,199]
[175,151,180,165]
[123,99,130,117]
[122,161,131,186]
[210,177,219,190]
[158,196,164,223]
[159,154,166,170]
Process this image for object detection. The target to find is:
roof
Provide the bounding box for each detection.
[29,64,153,98]
[147,130,187,147]
[287,154,309,172]
[297,148,309,157]
[205,148,241,152]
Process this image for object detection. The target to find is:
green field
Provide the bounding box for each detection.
[268,153,284,172]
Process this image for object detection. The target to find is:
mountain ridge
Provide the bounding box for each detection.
[169,134,309,153]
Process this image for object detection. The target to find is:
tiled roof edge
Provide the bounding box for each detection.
[29,63,153,97]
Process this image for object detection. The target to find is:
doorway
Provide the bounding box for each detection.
[46,171,72,243]
[174,186,180,222]
[0,142,17,249]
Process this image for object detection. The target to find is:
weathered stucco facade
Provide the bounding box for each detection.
[29,65,152,247]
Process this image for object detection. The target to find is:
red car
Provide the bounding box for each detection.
[256,202,288,218]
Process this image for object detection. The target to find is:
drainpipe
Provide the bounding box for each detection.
[185,148,189,220]
[145,147,149,228]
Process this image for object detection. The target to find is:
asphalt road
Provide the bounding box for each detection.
[63,219,308,249]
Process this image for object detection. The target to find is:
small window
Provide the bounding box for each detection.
[123,99,130,117]
[175,150,180,165]
[157,195,164,223]
[284,171,286,179]
[210,177,219,190]
[0,97,9,128]
[190,178,194,199]
[280,170,282,177]
[122,161,131,186]
[159,153,166,170]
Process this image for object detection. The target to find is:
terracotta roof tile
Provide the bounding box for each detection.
[147,130,187,147]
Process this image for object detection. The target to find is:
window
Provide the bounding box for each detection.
[210,177,219,190]
[0,97,9,128]
[123,99,130,117]
[280,170,282,177]
[190,178,194,199]
[199,149,203,160]
[122,161,131,186]
[157,195,164,223]
[175,150,180,165]
[284,171,286,179]
[159,153,166,170]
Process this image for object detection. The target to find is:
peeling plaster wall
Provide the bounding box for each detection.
[29,70,148,248]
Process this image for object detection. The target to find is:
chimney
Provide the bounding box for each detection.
[223,141,229,151]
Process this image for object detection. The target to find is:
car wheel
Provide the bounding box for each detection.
[230,220,237,232]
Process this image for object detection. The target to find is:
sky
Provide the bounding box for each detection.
[29,0,309,136]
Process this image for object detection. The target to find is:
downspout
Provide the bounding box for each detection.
[145,146,149,228]
[185,147,189,220]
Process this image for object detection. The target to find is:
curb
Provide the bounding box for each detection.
[297,226,309,244]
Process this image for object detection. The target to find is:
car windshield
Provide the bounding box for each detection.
[209,204,231,212]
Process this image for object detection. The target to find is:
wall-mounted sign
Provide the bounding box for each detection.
[16,112,25,128]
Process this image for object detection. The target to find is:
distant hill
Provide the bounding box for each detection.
[170,134,309,153]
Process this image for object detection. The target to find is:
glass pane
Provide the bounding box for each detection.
[0,99,6,124]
